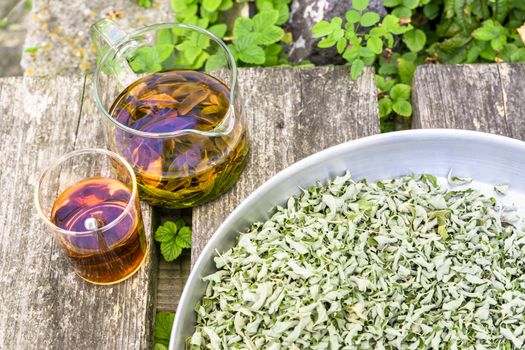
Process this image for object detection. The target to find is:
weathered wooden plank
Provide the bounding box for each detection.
[190,66,379,266]
[0,75,156,349]
[412,63,525,139]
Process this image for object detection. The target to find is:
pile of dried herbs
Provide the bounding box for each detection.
[191,172,525,349]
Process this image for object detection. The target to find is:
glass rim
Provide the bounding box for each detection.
[93,22,238,139]
[34,148,139,237]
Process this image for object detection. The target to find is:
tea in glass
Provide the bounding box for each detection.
[35,149,147,285]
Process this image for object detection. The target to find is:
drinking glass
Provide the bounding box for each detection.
[91,20,250,208]
[35,148,147,285]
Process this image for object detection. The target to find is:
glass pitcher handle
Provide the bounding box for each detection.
[90,19,138,88]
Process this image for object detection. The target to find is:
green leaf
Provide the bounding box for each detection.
[337,38,348,54]
[130,46,172,73]
[343,46,360,61]
[155,221,178,243]
[154,344,167,350]
[233,17,253,37]
[352,0,369,11]
[350,59,365,80]
[360,12,380,26]
[205,52,228,72]
[397,57,415,83]
[491,35,506,51]
[24,46,39,53]
[383,0,401,6]
[367,36,383,54]
[155,312,175,346]
[403,29,427,52]
[312,21,333,38]
[472,20,505,41]
[402,0,418,9]
[238,44,265,64]
[345,10,361,24]
[392,6,412,18]
[318,37,337,48]
[138,0,152,8]
[393,99,412,116]
[390,83,411,101]
[176,226,192,248]
[219,0,233,11]
[359,47,375,58]
[423,2,440,19]
[378,97,393,118]
[253,10,279,29]
[202,0,221,12]
[511,48,525,62]
[382,15,400,32]
[208,24,227,38]
[257,26,285,45]
[161,239,183,261]
[466,44,483,63]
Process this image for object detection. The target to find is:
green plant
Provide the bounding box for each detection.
[170,0,292,67]
[313,0,525,131]
[154,311,175,350]
[154,219,192,261]
[137,0,153,8]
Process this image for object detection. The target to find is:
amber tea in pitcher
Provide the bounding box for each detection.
[108,70,249,208]
[92,21,250,208]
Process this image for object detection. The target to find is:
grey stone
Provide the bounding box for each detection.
[22,0,172,76]
[287,0,386,65]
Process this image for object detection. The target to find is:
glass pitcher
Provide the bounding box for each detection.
[91,20,249,208]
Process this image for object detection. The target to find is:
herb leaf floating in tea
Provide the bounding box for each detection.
[155,219,192,261]
[191,172,525,349]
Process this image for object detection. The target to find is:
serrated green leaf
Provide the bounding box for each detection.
[379,97,393,118]
[390,83,411,101]
[208,24,227,38]
[343,46,360,61]
[352,0,369,11]
[130,46,171,73]
[253,10,279,29]
[157,29,174,46]
[233,17,253,37]
[345,10,361,23]
[369,27,386,37]
[155,221,178,242]
[402,0,418,9]
[257,26,285,45]
[367,36,383,54]
[202,0,221,12]
[155,312,175,346]
[360,12,380,26]
[472,20,505,41]
[382,15,400,32]
[403,29,426,52]
[205,52,228,72]
[161,239,183,262]
[393,99,412,116]
[237,42,265,64]
[337,37,347,54]
[312,21,333,38]
[466,44,484,63]
[350,58,365,80]
[177,226,192,248]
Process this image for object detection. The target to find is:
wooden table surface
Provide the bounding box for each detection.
[1,63,524,349]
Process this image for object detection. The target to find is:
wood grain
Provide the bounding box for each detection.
[412,63,525,139]
[190,66,379,266]
[0,75,156,349]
